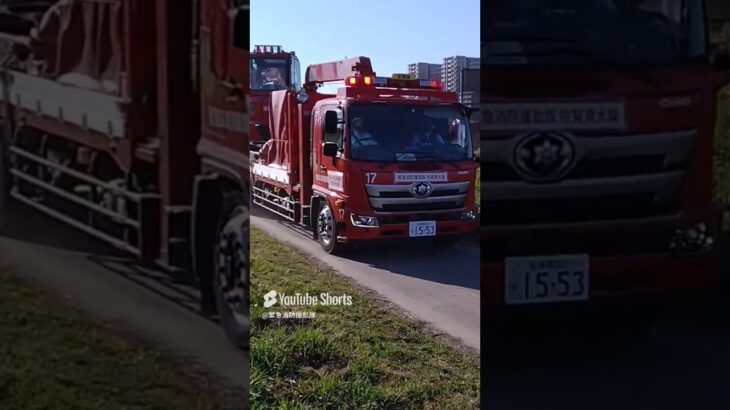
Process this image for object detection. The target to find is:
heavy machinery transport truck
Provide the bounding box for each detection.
[482,0,730,312]
[249,44,300,150]
[251,57,480,254]
[0,0,250,347]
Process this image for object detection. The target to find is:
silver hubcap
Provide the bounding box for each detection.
[317,205,334,246]
[215,205,250,324]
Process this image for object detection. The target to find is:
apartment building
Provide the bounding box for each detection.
[407,62,442,80]
[441,56,480,95]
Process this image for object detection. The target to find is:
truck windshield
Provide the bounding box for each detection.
[348,104,474,162]
[250,58,290,90]
[484,0,707,66]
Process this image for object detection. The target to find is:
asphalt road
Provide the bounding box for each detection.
[251,206,481,351]
[0,201,248,398]
[485,281,730,409]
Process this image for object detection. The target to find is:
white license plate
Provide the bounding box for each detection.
[409,221,436,237]
[504,255,590,305]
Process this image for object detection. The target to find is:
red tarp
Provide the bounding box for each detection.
[259,89,297,176]
[31,0,123,93]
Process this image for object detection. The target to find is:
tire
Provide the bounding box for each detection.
[315,201,342,254]
[213,191,250,349]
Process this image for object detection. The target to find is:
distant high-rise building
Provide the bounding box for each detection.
[459,68,480,109]
[441,56,480,97]
[407,62,442,80]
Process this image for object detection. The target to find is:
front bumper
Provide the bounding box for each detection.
[482,208,723,307]
[483,249,720,306]
[338,209,479,242]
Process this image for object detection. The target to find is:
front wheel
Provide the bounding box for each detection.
[213,191,250,349]
[316,202,342,254]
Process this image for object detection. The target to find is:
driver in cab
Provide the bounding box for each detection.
[350,118,378,148]
[410,116,445,148]
[261,67,285,89]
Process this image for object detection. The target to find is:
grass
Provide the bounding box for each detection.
[476,166,481,213]
[0,269,241,410]
[250,228,480,410]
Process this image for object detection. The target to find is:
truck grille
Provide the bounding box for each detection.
[366,182,469,213]
[481,130,694,226]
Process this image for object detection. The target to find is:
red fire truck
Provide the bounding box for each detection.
[251,57,479,254]
[249,44,300,149]
[0,0,249,348]
[482,0,730,311]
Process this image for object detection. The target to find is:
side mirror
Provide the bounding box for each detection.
[324,110,339,134]
[459,103,479,119]
[323,142,339,158]
[465,107,479,119]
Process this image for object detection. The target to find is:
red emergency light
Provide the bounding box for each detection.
[345,75,375,87]
[344,75,443,90]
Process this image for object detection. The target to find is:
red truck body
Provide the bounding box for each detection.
[252,57,479,253]
[249,44,300,148]
[0,0,249,348]
[483,0,730,308]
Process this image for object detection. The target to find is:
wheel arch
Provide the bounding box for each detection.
[309,192,330,238]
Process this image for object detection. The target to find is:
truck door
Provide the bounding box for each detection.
[314,105,347,196]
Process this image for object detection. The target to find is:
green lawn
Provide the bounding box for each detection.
[0,269,242,410]
[250,228,480,410]
[476,166,481,214]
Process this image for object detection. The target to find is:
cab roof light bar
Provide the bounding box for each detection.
[344,75,443,90]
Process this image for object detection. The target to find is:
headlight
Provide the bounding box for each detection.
[350,214,379,228]
[669,222,714,254]
[461,211,476,221]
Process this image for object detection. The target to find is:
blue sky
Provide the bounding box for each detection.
[251,0,480,84]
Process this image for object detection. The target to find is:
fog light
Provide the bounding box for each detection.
[350,214,379,228]
[461,211,476,221]
[670,222,714,253]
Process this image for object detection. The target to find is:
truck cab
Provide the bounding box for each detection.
[249,45,300,149]
[311,74,479,249]
[482,0,730,307]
